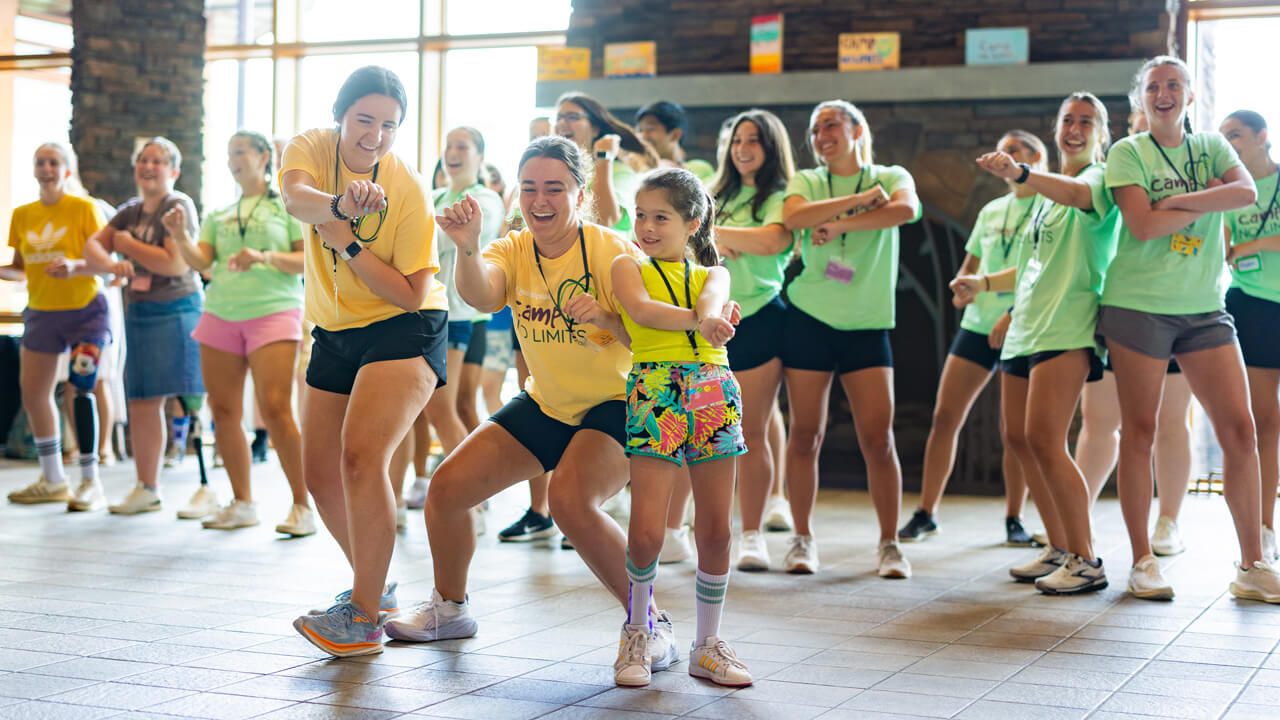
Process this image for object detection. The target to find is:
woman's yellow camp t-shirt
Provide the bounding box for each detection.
[483,223,643,425]
[282,128,447,331]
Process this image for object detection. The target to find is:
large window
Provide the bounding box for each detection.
[202,0,573,209]
[1188,6,1280,134]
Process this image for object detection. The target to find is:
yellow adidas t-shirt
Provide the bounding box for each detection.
[7,194,104,311]
[484,223,642,425]
[281,128,447,331]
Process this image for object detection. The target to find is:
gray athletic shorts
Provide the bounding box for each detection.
[1095,305,1236,360]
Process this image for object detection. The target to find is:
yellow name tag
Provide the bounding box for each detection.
[1170,234,1202,256]
[586,328,617,350]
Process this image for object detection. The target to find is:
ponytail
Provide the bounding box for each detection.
[691,189,719,268]
[637,167,718,267]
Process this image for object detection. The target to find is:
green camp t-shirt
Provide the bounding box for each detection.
[200,193,304,322]
[594,160,638,234]
[716,186,794,318]
[1002,164,1120,360]
[1102,132,1244,314]
[783,164,920,330]
[1227,170,1280,304]
[684,158,716,184]
[433,184,505,321]
[960,193,1039,335]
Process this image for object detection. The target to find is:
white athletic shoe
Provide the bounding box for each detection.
[659,526,693,564]
[1264,526,1278,565]
[109,484,163,515]
[276,504,316,537]
[784,535,818,574]
[1035,554,1108,595]
[405,476,429,509]
[736,530,770,571]
[1230,560,1280,604]
[1009,546,1068,582]
[613,623,651,687]
[877,539,911,579]
[8,476,71,504]
[67,478,106,512]
[384,589,478,642]
[688,636,753,687]
[649,610,678,672]
[176,485,217,519]
[1127,554,1174,600]
[764,496,793,532]
[1150,516,1186,556]
[201,500,260,530]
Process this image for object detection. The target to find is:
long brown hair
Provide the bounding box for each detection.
[709,109,795,225]
[557,92,660,168]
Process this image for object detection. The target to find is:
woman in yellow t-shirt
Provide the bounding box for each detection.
[384,138,678,671]
[3,142,117,511]
[279,66,447,657]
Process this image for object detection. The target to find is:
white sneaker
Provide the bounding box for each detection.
[1035,554,1108,595]
[659,526,693,564]
[176,485,218,519]
[1031,531,1050,547]
[396,503,408,532]
[384,589,478,642]
[472,505,486,536]
[878,539,912,579]
[276,504,316,537]
[67,478,106,512]
[784,535,818,574]
[1127,554,1174,600]
[406,476,429,510]
[1151,516,1186,556]
[736,530,770,571]
[613,624,651,687]
[1230,560,1280,604]
[764,496,793,532]
[1010,546,1069,582]
[601,487,630,523]
[201,500,260,530]
[1264,526,1278,565]
[8,476,71,504]
[108,484,162,515]
[648,610,678,672]
[688,636,753,687]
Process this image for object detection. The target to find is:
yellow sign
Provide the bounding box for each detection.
[838,32,900,71]
[537,47,590,82]
[604,42,656,78]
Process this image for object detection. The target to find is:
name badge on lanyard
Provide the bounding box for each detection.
[1237,254,1263,273]
[825,260,855,284]
[1170,233,1202,256]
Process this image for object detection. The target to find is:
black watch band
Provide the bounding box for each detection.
[338,241,362,261]
[596,150,613,160]
[1014,163,1031,184]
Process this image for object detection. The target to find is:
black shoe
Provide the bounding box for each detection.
[498,508,557,542]
[250,429,268,464]
[561,534,575,550]
[1005,516,1034,546]
[898,509,938,542]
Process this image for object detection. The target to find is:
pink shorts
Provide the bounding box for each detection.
[191,308,303,357]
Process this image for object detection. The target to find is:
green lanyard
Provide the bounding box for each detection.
[999,196,1037,260]
[1252,173,1280,243]
[533,223,590,333]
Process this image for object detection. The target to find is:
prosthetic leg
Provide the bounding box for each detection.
[67,342,104,511]
[174,395,219,519]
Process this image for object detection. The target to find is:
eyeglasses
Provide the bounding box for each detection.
[557,112,586,124]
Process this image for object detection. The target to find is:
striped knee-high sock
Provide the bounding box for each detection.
[34,435,66,485]
[626,552,658,630]
[695,568,730,646]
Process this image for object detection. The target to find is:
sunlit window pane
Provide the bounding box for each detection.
[1192,17,1280,134]
[203,57,275,210]
[441,46,549,194]
[297,53,421,171]
[15,15,72,52]
[205,0,274,46]
[299,0,419,42]
[444,0,572,35]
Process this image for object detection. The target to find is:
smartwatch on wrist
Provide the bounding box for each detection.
[1014,163,1031,184]
[596,151,614,161]
[338,241,362,261]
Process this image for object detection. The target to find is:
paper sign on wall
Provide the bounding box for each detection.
[750,14,784,74]
[838,32,900,71]
[965,27,1029,65]
[537,47,590,82]
[604,42,656,78]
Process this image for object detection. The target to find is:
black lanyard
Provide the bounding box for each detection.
[1000,195,1036,260]
[1030,163,1094,251]
[826,167,866,255]
[324,137,382,280]
[1149,134,1197,193]
[1252,172,1280,242]
[236,194,266,243]
[533,223,590,333]
[650,256,699,357]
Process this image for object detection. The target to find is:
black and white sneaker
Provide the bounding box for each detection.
[1035,554,1108,595]
[498,508,557,542]
[1005,516,1034,546]
[897,509,938,542]
[1009,546,1068,582]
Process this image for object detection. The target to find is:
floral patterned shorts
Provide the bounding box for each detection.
[625,361,747,466]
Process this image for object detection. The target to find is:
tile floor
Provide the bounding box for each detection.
[1,455,1278,719]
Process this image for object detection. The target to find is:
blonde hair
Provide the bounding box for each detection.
[132,136,182,170]
[1054,92,1111,164]
[1133,56,1193,132]
[808,100,874,166]
[35,141,87,196]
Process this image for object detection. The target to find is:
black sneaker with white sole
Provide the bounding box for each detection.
[898,509,938,542]
[498,508,557,542]
[1005,516,1034,546]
